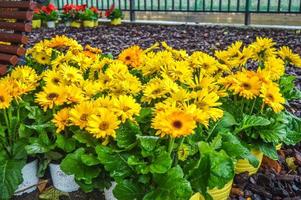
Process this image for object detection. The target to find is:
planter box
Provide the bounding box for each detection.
[47,21,56,28]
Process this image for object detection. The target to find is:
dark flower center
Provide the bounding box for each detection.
[0,95,4,102]
[80,114,88,121]
[242,83,251,90]
[47,93,59,100]
[125,56,131,60]
[173,120,183,129]
[267,94,275,101]
[99,122,109,130]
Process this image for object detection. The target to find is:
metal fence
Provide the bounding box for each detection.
[54,0,301,25]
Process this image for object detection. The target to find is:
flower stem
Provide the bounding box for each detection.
[168,137,175,156]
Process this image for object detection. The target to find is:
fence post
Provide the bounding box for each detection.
[244,0,251,25]
[130,0,136,21]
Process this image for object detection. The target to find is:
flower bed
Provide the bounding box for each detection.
[2,35,301,200]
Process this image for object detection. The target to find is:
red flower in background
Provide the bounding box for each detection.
[90,6,102,17]
[41,3,57,14]
[63,4,76,14]
[34,8,41,14]
[105,4,115,17]
[75,4,87,11]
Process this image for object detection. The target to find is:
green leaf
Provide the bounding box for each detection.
[143,166,192,200]
[72,131,98,147]
[0,159,25,199]
[279,75,301,100]
[80,154,100,166]
[216,111,238,130]
[95,145,132,180]
[113,180,145,200]
[136,108,152,124]
[60,148,101,184]
[116,121,141,149]
[189,156,210,194]
[149,151,172,174]
[238,115,270,132]
[12,139,27,160]
[258,143,278,160]
[137,135,159,152]
[55,135,76,153]
[210,135,222,150]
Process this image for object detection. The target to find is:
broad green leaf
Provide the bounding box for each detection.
[12,139,27,160]
[72,131,98,147]
[116,121,141,149]
[60,148,101,184]
[137,135,159,152]
[143,166,192,200]
[55,135,76,153]
[258,143,278,160]
[237,115,270,132]
[136,108,152,123]
[80,154,100,166]
[149,151,172,174]
[210,135,222,150]
[96,145,132,180]
[113,180,145,200]
[189,156,210,194]
[0,159,25,199]
[216,112,238,130]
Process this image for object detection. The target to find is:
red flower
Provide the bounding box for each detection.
[41,3,57,15]
[63,4,76,13]
[105,4,115,17]
[76,4,87,11]
[34,8,40,14]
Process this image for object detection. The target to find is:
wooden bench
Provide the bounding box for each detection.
[0,0,36,75]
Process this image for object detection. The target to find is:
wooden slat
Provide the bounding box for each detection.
[0,21,32,32]
[0,53,19,65]
[0,64,8,75]
[0,45,26,56]
[0,33,28,44]
[0,11,33,20]
[0,1,36,10]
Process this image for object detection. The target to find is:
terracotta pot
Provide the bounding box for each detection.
[14,160,39,196]
[235,149,263,175]
[49,163,79,192]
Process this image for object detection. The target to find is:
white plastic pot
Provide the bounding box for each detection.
[49,163,79,192]
[104,182,117,200]
[15,160,39,196]
[47,21,56,28]
[65,21,71,27]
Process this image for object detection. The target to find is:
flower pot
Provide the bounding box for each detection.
[276,143,282,150]
[65,21,71,27]
[110,18,122,25]
[104,182,117,200]
[235,149,263,175]
[14,160,39,196]
[49,163,79,192]
[189,180,233,200]
[207,180,233,200]
[94,20,99,27]
[83,20,94,28]
[46,21,56,28]
[71,21,81,28]
[32,19,41,29]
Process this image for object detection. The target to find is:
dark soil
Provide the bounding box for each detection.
[27,23,301,199]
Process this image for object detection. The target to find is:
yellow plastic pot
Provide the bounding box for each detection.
[71,21,81,28]
[276,143,282,150]
[83,20,94,28]
[94,20,99,27]
[111,18,122,25]
[190,180,233,200]
[32,19,41,29]
[235,149,263,175]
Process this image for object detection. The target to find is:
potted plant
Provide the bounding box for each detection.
[32,8,42,29]
[90,6,101,27]
[105,4,123,25]
[61,4,75,26]
[41,3,58,28]
[79,8,98,28]
[215,38,301,175]
[0,66,40,199]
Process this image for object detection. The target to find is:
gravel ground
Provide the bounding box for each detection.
[27,23,301,200]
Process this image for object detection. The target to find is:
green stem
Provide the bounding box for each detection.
[250,98,257,115]
[174,137,185,166]
[168,137,175,156]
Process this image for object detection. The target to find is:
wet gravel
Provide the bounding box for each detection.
[27,23,301,199]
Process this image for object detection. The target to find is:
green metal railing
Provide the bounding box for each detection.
[54,0,301,25]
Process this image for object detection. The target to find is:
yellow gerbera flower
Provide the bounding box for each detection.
[33,52,51,65]
[86,108,120,139]
[0,86,12,109]
[113,95,141,122]
[231,72,261,99]
[64,85,86,104]
[43,70,62,86]
[60,64,83,84]
[52,108,70,133]
[263,56,284,80]
[278,46,301,67]
[250,37,276,61]
[35,84,66,111]
[118,45,143,68]
[260,83,285,113]
[152,108,196,138]
[69,101,96,129]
